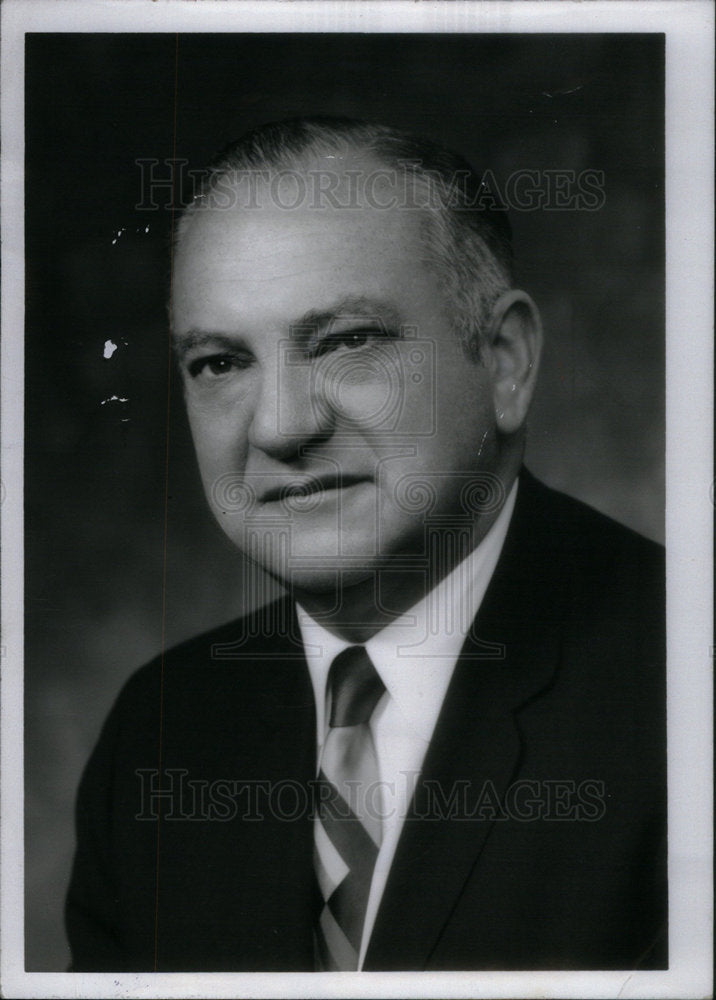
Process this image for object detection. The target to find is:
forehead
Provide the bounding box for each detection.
[171,170,436,330]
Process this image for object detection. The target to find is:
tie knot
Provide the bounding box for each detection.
[328,646,385,728]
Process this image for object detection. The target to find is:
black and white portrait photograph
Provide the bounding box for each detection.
[0,2,712,998]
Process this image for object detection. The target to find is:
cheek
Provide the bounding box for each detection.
[436,375,495,442]
[185,400,251,481]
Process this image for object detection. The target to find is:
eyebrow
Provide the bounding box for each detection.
[171,296,405,357]
[171,330,246,359]
[292,296,404,337]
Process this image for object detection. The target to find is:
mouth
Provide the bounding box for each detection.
[260,475,368,504]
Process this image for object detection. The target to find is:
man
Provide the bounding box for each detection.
[66,118,666,972]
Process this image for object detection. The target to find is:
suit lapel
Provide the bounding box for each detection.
[364,470,565,970]
[224,600,319,968]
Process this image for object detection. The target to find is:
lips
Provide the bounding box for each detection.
[260,475,366,504]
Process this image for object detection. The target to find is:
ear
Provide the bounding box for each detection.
[485,289,543,435]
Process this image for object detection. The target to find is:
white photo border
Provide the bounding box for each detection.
[1,1,713,998]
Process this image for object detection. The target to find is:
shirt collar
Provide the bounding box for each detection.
[297,477,519,745]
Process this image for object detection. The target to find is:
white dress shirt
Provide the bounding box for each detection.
[297,477,518,968]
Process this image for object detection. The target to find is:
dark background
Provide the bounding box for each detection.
[24,33,664,970]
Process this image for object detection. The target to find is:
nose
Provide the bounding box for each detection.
[248,354,335,460]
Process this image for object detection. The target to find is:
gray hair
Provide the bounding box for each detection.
[175,117,514,359]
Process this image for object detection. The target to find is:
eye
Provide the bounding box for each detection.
[331,330,369,351]
[312,327,392,359]
[186,353,251,380]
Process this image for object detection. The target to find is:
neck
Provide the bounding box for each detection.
[294,455,521,643]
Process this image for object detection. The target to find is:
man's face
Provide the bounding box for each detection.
[172,171,501,592]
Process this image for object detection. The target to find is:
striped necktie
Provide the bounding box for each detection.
[314,645,386,971]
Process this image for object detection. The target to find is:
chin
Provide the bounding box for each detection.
[262,562,378,597]
[221,518,405,592]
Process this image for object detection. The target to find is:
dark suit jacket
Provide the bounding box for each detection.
[66,470,667,971]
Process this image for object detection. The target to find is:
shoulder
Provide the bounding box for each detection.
[516,468,663,595]
[517,469,665,722]
[502,470,665,692]
[519,467,662,552]
[108,596,303,727]
[76,595,313,825]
